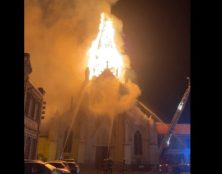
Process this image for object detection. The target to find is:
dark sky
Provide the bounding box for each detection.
[112,0,190,123]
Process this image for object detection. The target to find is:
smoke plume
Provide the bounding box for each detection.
[86,71,141,117]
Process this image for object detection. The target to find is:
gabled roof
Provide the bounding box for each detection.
[155,122,190,135]
[97,68,115,79]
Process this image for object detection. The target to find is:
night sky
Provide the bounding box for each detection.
[112,0,190,123]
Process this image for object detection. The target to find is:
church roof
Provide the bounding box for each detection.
[97,68,115,79]
[155,122,190,135]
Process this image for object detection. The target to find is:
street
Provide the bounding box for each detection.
[80,170,190,174]
[80,170,150,174]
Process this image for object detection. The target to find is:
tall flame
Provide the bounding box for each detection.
[87,13,124,80]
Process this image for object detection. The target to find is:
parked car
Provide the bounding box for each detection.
[25,160,62,174]
[64,161,80,174]
[62,159,80,174]
[62,159,76,162]
[46,161,71,174]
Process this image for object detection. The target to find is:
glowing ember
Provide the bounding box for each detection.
[87,13,124,80]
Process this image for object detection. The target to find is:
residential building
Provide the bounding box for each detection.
[24,53,46,159]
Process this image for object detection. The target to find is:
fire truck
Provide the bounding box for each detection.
[137,78,190,174]
[158,78,191,174]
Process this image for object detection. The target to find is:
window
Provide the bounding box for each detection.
[30,98,36,119]
[134,131,142,155]
[25,93,31,114]
[37,103,42,122]
[31,139,37,159]
[48,162,65,169]
[25,137,31,159]
[34,103,40,121]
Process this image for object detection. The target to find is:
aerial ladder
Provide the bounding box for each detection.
[154,77,190,174]
[158,77,190,162]
[137,77,190,173]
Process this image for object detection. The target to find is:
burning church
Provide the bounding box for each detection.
[38,13,160,170]
[25,0,191,172]
[38,87,159,171]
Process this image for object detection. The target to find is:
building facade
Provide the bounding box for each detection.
[38,69,159,170]
[24,53,45,159]
[37,68,190,171]
[38,103,190,171]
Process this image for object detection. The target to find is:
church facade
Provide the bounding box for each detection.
[38,69,189,171]
[38,102,159,170]
[38,70,159,170]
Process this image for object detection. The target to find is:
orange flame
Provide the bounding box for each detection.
[87,13,124,81]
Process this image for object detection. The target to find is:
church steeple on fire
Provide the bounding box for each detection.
[87,13,124,81]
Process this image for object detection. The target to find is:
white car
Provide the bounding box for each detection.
[25,160,62,174]
[46,161,71,174]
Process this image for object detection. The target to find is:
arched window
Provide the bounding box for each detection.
[134,131,142,155]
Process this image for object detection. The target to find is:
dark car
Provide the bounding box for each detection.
[25,160,62,174]
[46,161,71,174]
